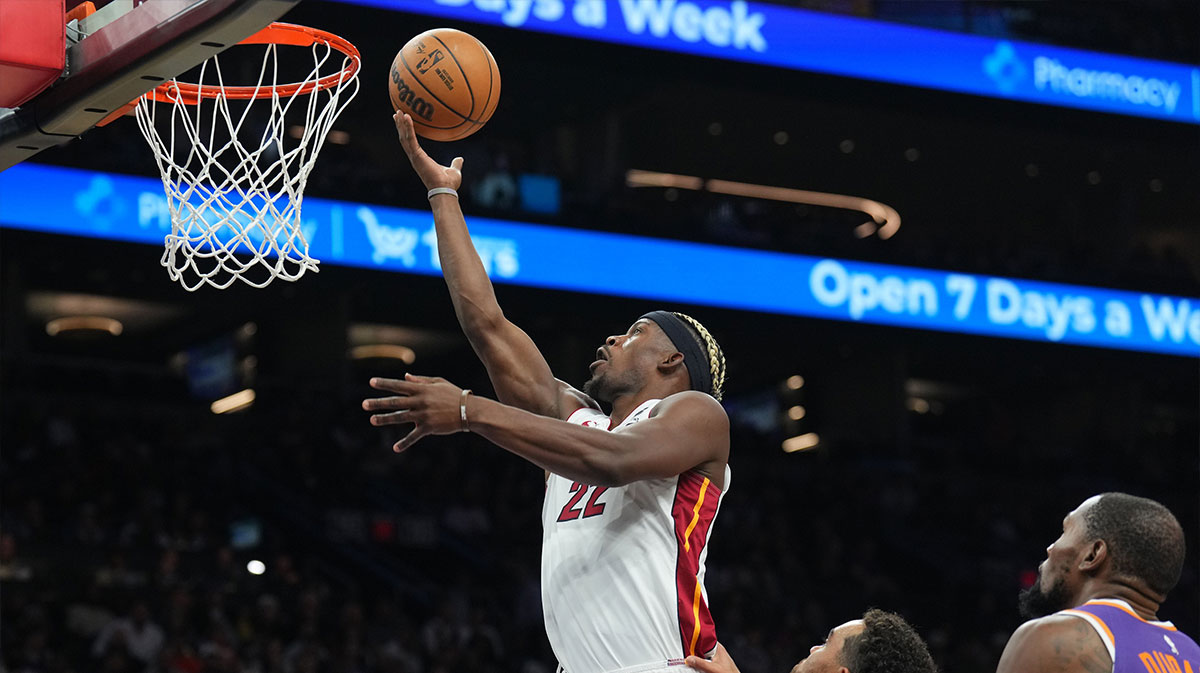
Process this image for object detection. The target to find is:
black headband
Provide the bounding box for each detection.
[640,311,713,397]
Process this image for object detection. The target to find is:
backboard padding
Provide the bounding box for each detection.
[0,0,300,172]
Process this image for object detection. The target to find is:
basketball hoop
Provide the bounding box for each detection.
[135,22,360,291]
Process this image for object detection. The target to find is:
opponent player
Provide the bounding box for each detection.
[997,492,1198,672]
[683,609,935,673]
[363,112,731,673]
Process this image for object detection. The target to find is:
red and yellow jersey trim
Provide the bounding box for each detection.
[671,471,722,658]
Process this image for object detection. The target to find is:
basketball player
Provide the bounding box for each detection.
[682,609,935,673]
[997,492,1198,672]
[363,112,731,673]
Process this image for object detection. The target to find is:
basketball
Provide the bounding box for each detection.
[389,28,501,142]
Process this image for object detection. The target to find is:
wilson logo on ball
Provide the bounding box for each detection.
[390,68,435,122]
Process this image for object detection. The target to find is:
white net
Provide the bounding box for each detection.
[136,30,360,290]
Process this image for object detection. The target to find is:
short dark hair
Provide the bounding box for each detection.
[1082,492,1186,595]
[840,609,936,673]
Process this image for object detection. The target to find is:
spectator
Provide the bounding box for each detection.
[92,601,165,671]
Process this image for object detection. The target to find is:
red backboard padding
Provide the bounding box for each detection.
[0,0,66,108]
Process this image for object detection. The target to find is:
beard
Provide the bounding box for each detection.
[1018,571,1072,619]
[582,374,610,403]
[582,365,640,404]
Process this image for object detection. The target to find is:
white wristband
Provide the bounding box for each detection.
[428,187,459,200]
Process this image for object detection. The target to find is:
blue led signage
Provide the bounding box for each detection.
[341,0,1200,124]
[1,163,1196,357]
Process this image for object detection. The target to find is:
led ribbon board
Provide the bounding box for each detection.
[339,0,1200,125]
[1,163,1197,357]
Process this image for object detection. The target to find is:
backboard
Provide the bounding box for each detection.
[0,0,300,172]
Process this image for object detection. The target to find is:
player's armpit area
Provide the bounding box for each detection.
[996,615,1112,673]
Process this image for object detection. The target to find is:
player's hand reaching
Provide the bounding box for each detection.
[393,111,463,192]
[685,643,740,673]
[363,373,471,452]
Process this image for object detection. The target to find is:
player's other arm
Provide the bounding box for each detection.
[995,615,1112,673]
[393,112,582,419]
[367,379,728,486]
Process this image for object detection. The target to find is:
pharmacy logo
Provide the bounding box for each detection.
[983,40,1186,114]
[984,41,1026,94]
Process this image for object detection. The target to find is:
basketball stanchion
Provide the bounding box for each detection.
[135,23,360,291]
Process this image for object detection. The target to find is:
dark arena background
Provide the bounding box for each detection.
[1,1,1198,671]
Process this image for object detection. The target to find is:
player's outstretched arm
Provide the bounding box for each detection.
[394,112,583,419]
[364,376,728,486]
[685,643,740,673]
[996,615,1112,673]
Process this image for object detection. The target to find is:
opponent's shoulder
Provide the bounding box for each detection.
[1007,613,1093,642]
[998,614,1111,673]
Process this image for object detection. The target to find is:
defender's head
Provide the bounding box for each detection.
[1019,492,1186,618]
[583,311,725,404]
[791,609,936,673]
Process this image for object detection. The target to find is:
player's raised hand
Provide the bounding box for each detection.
[685,643,740,673]
[363,373,470,452]
[393,111,463,192]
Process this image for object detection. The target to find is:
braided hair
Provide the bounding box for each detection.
[671,312,727,401]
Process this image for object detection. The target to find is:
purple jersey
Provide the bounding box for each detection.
[1059,599,1200,673]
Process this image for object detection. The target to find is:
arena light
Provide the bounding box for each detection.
[349,344,416,364]
[625,169,703,190]
[782,433,821,453]
[625,170,900,238]
[246,559,266,575]
[785,375,805,390]
[787,405,806,421]
[211,388,255,414]
[704,179,901,239]
[907,397,931,414]
[45,315,123,336]
[853,222,878,238]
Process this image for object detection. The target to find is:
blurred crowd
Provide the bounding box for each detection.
[2,384,1196,673]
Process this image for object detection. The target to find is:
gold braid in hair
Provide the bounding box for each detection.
[672,312,726,401]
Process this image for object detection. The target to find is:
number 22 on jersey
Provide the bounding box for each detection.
[557,482,608,522]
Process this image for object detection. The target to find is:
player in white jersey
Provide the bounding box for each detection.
[363,112,731,673]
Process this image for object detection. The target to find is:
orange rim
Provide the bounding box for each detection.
[147,23,360,105]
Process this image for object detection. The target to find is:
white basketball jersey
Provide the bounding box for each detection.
[541,399,729,673]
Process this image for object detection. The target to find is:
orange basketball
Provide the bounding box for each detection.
[389,28,500,142]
